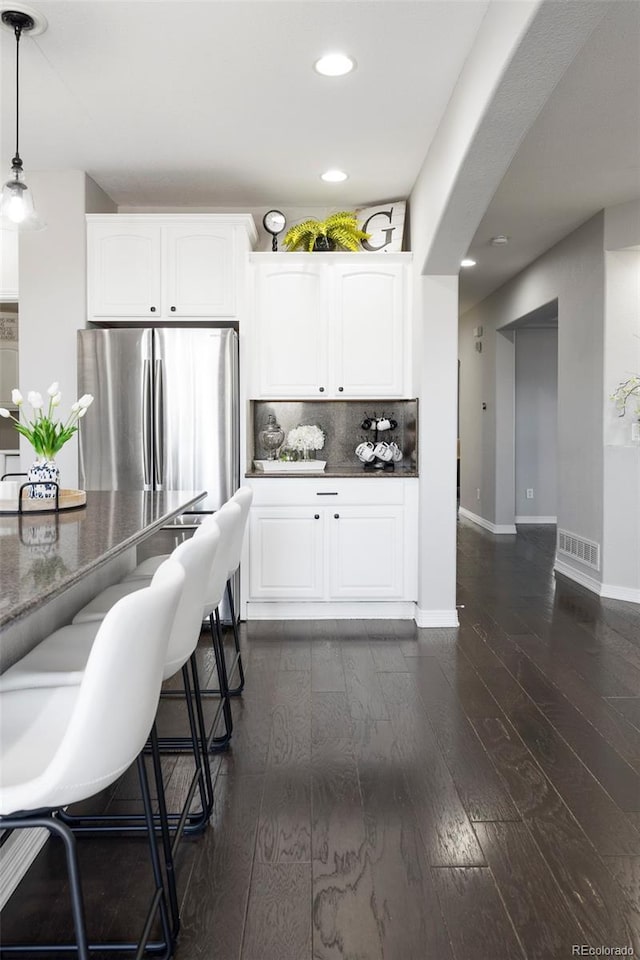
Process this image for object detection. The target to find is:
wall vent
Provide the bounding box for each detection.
[557,529,600,571]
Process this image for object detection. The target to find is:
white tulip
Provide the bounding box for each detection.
[78,407,88,417]
[51,392,62,407]
[71,401,80,413]
[11,388,23,405]
[78,393,94,409]
[0,408,10,418]
[27,391,43,409]
[47,382,59,397]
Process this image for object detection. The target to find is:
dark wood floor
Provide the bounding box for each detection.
[2,519,640,959]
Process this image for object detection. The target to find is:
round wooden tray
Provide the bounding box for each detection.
[0,488,87,514]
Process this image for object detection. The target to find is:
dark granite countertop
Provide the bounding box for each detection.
[246,462,418,478]
[0,490,206,630]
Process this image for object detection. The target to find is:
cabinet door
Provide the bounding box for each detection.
[329,506,404,599]
[164,223,234,316]
[249,507,325,598]
[88,222,161,317]
[255,263,329,397]
[331,263,405,396]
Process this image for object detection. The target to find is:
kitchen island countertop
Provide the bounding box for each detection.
[0,489,206,632]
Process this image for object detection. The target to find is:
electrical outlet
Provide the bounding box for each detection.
[476,488,481,500]
[526,488,534,500]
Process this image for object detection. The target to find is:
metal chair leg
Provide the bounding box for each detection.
[208,610,233,751]
[0,814,90,960]
[225,580,245,696]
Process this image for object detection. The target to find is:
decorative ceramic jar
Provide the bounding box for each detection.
[27,459,60,499]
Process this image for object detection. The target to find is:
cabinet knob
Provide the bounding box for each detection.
[334,513,340,519]
[338,386,344,392]
[319,386,325,393]
[150,306,156,312]
[170,306,176,312]
[314,514,320,520]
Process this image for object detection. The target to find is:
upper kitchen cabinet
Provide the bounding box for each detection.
[0,228,19,301]
[87,214,257,320]
[332,261,406,397]
[249,253,411,398]
[254,259,329,396]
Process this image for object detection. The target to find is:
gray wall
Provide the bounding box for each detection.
[515,328,558,519]
[459,213,605,578]
[19,172,116,486]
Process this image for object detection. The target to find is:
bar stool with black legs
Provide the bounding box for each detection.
[128,486,254,696]
[1,527,222,818]
[0,560,184,959]
[221,486,253,695]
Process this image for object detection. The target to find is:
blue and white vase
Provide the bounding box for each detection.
[27,459,60,499]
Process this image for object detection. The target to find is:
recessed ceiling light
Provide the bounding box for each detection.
[314,53,356,77]
[460,258,476,268]
[490,235,509,246]
[321,169,348,183]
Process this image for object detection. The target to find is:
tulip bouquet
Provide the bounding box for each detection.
[0,383,94,459]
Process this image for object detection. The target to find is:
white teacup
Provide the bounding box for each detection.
[0,480,19,500]
[356,441,376,463]
[374,441,394,461]
[376,418,392,432]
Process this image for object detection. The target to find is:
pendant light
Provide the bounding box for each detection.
[0,8,43,229]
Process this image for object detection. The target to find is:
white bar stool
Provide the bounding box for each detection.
[0,560,184,960]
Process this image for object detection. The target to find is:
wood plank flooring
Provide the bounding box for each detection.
[2,519,640,959]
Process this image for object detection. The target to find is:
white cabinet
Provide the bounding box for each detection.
[332,263,405,397]
[87,215,256,320]
[0,227,19,300]
[246,478,417,612]
[249,508,325,599]
[254,261,329,397]
[250,253,411,398]
[88,221,161,317]
[329,505,404,598]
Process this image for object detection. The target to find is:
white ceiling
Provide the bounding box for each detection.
[0,0,488,207]
[459,0,640,312]
[2,1,638,306]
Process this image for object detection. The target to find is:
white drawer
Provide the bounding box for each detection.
[248,477,407,507]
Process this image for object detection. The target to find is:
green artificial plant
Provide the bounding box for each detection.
[283,211,370,252]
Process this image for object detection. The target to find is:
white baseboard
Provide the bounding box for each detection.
[554,558,640,603]
[600,583,640,603]
[554,559,602,594]
[414,607,459,627]
[246,600,417,620]
[515,516,557,525]
[458,507,517,535]
[0,829,48,909]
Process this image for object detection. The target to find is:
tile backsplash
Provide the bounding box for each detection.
[250,399,418,468]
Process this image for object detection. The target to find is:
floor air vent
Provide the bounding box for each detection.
[557,529,600,571]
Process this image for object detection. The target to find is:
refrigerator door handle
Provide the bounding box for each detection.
[142,358,152,491]
[154,358,165,490]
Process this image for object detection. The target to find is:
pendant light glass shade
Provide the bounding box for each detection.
[1,163,37,225]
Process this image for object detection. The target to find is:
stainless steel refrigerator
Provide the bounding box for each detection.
[77,327,239,512]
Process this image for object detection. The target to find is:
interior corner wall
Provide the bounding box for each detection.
[18,172,115,486]
[515,328,558,519]
[459,213,605,579]
[601,246,640,599]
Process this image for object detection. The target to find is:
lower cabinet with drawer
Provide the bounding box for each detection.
[244,478,418,619]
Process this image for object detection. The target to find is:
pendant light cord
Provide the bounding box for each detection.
[13,23,22,166]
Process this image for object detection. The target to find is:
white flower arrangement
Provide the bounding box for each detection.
[286,424,325,452]
[0,383,94,459]
[610,375,640,419]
